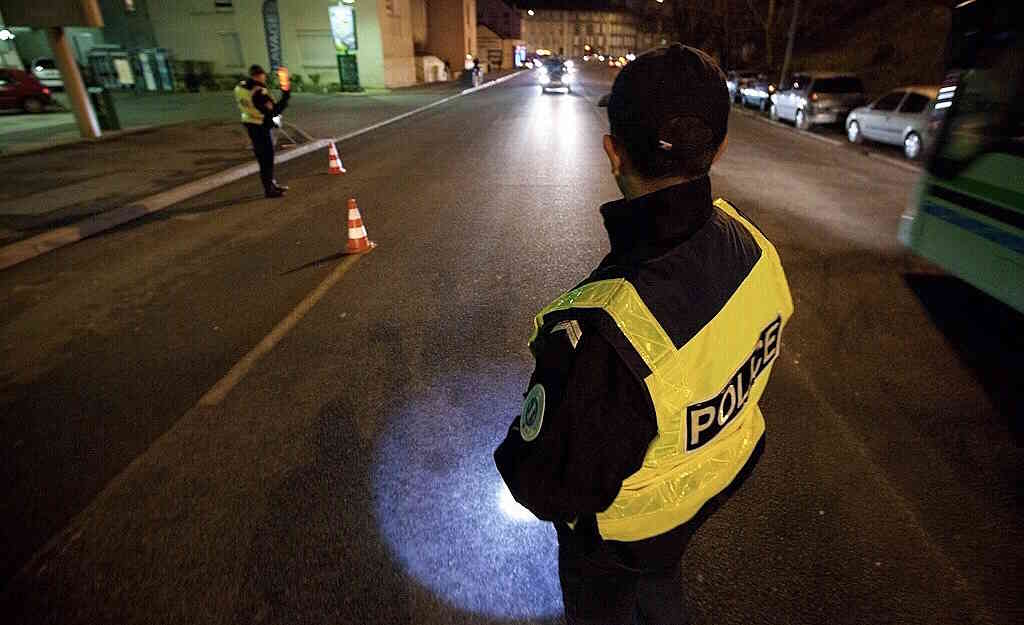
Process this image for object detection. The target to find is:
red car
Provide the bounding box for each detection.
[0,67,53,113]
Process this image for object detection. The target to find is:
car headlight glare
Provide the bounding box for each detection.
[539,74,550,85]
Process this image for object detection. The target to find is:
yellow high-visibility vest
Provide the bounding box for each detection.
[529,199,794,542]
[234,82,266,124]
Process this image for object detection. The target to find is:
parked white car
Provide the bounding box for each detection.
[845,85,940,159]
[30,58,63,90]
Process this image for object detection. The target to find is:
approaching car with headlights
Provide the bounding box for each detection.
[538,58,573,94]
[740,74,776,111]
[845,85,939,159]
[770,72,866,130]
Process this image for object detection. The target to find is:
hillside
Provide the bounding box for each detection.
[789,0,951,96]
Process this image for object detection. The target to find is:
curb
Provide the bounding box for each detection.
[0,71,524,272]
[0,125,158,159]
[732,105,922,174]
[326,70,524,144]
[0,139,329,272]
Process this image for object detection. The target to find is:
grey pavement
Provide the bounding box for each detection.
[0,73,511,246]
[0,66,1021,625]
[0,80,466,153]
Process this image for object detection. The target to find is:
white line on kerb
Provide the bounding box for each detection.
[0,71,525,272]
[198,253,364,406]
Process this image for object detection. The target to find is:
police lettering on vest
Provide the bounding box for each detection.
[529,199,794,542]
[686,315,781,452]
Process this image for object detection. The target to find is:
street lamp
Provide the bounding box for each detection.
[528,9,535,16]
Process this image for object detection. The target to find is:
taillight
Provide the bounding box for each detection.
[810,92,819,101]
[42,87,51,95]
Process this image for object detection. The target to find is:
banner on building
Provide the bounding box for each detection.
[329,5,357,53]
[262,0,283,70]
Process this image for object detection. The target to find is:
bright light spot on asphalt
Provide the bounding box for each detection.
[498,483,539,522]
[374,373,562,619]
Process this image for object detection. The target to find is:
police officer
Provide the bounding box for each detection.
[494,44,793,624]
[235,64,291,198]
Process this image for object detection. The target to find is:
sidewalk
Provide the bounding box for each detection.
[0,72,514,246]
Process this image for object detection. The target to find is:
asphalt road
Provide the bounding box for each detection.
[1,66,1021,625]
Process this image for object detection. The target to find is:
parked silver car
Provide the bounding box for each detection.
[770,72,866,129]
[726,70,759,103]
[845,85,939,159]
[740,74,776,111]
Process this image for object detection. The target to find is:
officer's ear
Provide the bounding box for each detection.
[603,134,625,177]
[712,135,729,165]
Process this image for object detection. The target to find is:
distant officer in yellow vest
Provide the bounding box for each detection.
[235,64,291,198]
[495,44,793,625]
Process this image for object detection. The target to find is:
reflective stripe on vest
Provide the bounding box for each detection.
[234,83,265,124]
[529,198,794,542]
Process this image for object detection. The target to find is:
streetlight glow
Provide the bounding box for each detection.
[528,9,535,16]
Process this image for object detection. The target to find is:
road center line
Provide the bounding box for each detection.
[197,252,366,406]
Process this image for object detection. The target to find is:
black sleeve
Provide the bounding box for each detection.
[252,88,289,116]
[251,89,274,114]
[493,320,657,522]
[272,89,290,115]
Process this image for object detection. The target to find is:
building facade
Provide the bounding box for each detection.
[476,23,522,71]
[476,0,522,70]
[2,1,481,91]
[521,8,639,58]
[477,0,520,40]
[2,0,171,91]
[145,0,477,89]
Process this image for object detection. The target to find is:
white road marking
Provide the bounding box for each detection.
[0,72,525,273]
[197,251,367,406]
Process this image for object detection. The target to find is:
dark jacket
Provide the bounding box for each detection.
[244,78,290,127]
[494,176,765,561]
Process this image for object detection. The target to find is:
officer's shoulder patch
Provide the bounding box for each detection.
[549,319,583,349]
[520,384,546,442]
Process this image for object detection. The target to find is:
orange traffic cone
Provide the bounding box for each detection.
[328,141,346,175]
[345,198,375,254]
